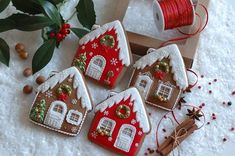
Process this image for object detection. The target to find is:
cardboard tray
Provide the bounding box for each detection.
[112,0,210,68]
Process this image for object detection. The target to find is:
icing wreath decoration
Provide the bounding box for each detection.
[154,61,170,80]
[0,0,96,74]
[116,104,131,119]
[100,35,115,49]
[57,84,72,102]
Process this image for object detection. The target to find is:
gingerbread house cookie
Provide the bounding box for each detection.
[88,87,151,156]
[72,20,132,88]
[29,67,92,136]
[129,44,188,110]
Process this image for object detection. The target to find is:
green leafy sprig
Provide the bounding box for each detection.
[0,0,96,74]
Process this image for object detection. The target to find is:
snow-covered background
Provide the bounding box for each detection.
[0,0,235,156]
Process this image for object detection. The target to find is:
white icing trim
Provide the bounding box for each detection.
[79,20,131,66]
[66,110,83,126]
[114,124,136,152]
[95,87,150,133]
[37,67,92,111]
[85,55,106,80]
[133,44,188,90]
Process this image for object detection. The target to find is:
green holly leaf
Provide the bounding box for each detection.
[32,39,57,74]
[12,0,43,14]
[37,0,62,27]
[8,14,54,31]
[0,38,10,66]
[0,0,10,13]
[71,28,90,39]
[76,0,96,30]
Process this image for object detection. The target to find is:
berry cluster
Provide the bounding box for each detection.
[49,23,71,42]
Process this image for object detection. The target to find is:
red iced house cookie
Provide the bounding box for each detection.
[88,87,151,156]
[73,20,132,88]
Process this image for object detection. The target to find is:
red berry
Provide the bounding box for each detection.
[60,28,67,35]
[62,23,70,29]
[212,116,216,120]
[214,79,217,82]
[207,122,210,125]
[66,29,70,34]
[232,91,235,95]
[223,138,227,142]
[49,32,55,38]
[199,106,202,109]
[231,127,234,131]
[201,75,204,78]
[209,90,212,94]
[56,33,63,41]
[209,82,211,85]
[198,86,201,89]
[162,129,166,132]
[212,113,216,116]
[202,103,205,107]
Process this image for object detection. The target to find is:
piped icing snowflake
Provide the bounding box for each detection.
[71,127,78,133]
[110,58,118,66]
[89,52,93,56]
[45,91,53,98]
[131,119,137,125]
[91,131,98,139]
[138,131,142,135]
[92,43,98,49]
[104,111,109,116]
[71,99,78,105]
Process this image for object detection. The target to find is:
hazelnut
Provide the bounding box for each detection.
[19,51,29,60]
[23,68,32,77]
[36,76,46,85]
[15,43,25,53]
[23,85,33,94]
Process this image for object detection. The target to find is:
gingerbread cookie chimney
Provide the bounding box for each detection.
[29,67,92,136]
[72,20,132,88]
[129,44,188,110]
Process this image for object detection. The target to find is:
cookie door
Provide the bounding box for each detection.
[134,74,153,99]
[86,55,106,80]
[114,124,136,152]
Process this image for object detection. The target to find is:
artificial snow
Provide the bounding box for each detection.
[0,0,235,156]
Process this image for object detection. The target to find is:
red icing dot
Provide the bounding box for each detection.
[232,91,235,95]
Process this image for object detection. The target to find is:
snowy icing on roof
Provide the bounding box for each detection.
[95,87,151,133]
[79,20,131,66]
[134,44,188,90]
[37,67,92,111]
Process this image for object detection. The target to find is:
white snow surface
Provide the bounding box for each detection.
[0,0,235,156]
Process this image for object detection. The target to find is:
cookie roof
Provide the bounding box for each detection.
[37,67,92,111]
[133,44,188,90]
[79,20,131,66]
[95,87,150,133]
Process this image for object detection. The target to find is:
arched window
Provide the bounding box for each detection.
[53,104,63,113]
[122,127,133,137]
[139,80,147,88]
[97,117,116,135]
[94,58,103,67]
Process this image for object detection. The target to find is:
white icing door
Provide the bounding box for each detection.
[135,75,153,99]
[44,101,67,129]
[114,124,136,152]
[86,55,106,80]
